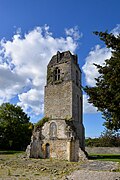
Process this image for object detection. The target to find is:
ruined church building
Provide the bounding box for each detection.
[27,51,86,162]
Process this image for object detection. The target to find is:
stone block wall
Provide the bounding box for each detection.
[42,139,68,160]
[44,81,72,119]
[86,147,120,154]
[47,59,71,85]
[27,130,43,158]
[72,83,82,122]
[71,59,81,88]
[70,140,79,161]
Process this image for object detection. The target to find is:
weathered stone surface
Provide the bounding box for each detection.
[27,51,86,162]
[86,147,120,155]
[26,129,42,158]
[79,148,88,161]
[64,170,120,180]
[45,82,72,119]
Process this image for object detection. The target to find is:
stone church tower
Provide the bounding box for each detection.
[26,51,86,162]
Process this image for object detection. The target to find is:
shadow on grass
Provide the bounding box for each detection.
[88,154,120,160]
[0,150,23,155]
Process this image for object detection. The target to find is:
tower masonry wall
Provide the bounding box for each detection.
[71,59,81,88]
[47,60,71,85]
[45,81,72,119]
[72,83,82,122]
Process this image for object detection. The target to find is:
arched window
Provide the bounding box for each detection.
[54,67,60,81]
[49,122,57,138]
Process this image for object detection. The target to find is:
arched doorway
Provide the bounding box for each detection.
[45,143,50,158]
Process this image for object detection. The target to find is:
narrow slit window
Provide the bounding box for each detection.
[77,95,79,121]
[54,67,60,81]
[76,70,79,86]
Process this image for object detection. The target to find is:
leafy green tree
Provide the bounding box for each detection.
[0,103,33,150]
[84,32,120,131]
[85,137,101,147]
[85,130,120,147]
[99,129,117,147]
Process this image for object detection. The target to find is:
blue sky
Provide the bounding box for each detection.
[0,0,120,137]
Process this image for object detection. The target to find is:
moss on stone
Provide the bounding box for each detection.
[65,115,72,121]
[35,117,49,128]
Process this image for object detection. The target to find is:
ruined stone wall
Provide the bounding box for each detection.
[66,140,86,162]
[70,140,79,161]
[42,120,68,139]
[28,130,43,158]
[42,139,68,160]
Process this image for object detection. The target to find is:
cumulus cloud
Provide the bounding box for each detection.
[82,45,111,86]
[82,46,111,114]
[111,24,120,36]
[82,24,120,114]
[0,25,81,117]
[83,94,97,114]
[65,26,83,40]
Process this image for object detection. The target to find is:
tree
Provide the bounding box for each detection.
[99,129,118,147]
[85,137,101,147]
[0,103,33,150]
[84,31,120,131]
[85,129,120,147]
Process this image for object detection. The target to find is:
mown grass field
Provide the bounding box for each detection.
[88,154,120,163]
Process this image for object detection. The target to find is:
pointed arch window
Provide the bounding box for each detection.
[54,67,60,81]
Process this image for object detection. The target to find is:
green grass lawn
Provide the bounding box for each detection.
[0,151,120,163]
[88,154,120,163]
[0,150,24,154]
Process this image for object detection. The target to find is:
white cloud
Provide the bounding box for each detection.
[82,45,111,86]
[0,25,81,117]
[83,94,97,114]
[65,26,83,40]
[18,89,44,115]
[111,24,120,36]
[82,45,111,114]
